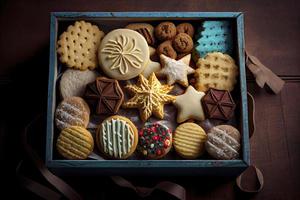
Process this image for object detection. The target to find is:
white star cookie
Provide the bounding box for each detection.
[174,86,205,123]
[159,54,195,87]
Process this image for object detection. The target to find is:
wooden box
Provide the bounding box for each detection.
[46,12,249,176]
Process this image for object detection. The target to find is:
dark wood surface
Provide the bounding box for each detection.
[1,0,300,199]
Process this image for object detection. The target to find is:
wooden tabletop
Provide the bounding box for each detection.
[1,0,299,199]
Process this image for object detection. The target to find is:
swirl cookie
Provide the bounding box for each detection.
[155,22,176,41]
[98,29,150,80]
[55,97,90,131]
[205,125,241,160]
[176,23,195,38]
[172,33,194,53]
[174,123,207,159]
[125,23,156,46]
[96,115,138,159]
[56,126,94,160]
[138,122,172,159]
[57,21,105,70]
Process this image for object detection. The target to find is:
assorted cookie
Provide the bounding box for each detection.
[54,20,242,161]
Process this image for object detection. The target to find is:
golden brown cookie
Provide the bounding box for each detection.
[56,126,94,160]
[155,22,176,41]
[174,123,207,159]
[57,21,105,70]
[156,40,177,59]
[96,115,138,159]
[172,33,194,53]
[55,97,90,131]
[176,23,195,38]
[125,23,156,46]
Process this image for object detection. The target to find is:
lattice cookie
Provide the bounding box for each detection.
[194,52,238,92]
[57,21,105,70]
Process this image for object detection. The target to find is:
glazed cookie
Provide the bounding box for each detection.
[57,21,105,70]
[159,54,195,87]
[138,122,172,159]
[172,33,194,53]
[176,23,195,38]
[174,123,207,159]
[123,73,175,122]
[56,126,94,160]
[98,29,150,80]
[96,115,138,159]
[84,77,124,115]
[155,22,176,41]
[195,52,239,92]
[60,69,99,99]
[55,97,90,131]
[206,125,241,160]
[173,86,205,123]
[156,40,177,59]
[125,23,156,46]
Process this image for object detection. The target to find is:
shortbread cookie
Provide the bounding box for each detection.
[60,69,99,99]
[55,97,90,131]
[172,33,194,53]
[84,77,124,115]
[176,23,195,38]
[155,22,176,41]
[157,40,177,59]
[174,123,207,159]
[123,73,175,122]
[57,21,105,70]
[56,126,94,160]
[173,86,205,123]
[96,115,138,159]
[206,125,241,160]
[98,29,150,80]
[138,122,172,159]
[159,54,194,87]
[125,23,156,46]
[194,52,238,92]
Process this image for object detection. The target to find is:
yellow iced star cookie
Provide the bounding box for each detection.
[123,73,175,121]
[173,85,205,123]
[159,54,195,87]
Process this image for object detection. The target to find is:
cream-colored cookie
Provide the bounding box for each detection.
[57,21,105,70]
[194,52,239,92]
[98,29,150,80]
[173,86,205,123]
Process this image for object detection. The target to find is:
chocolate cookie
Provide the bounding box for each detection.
[172,33,194,53]
[156,40,177,59]
[155,22,176,41]
[176,23,195,38]
[125,23,156,46]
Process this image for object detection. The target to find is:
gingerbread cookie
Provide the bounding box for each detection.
[155,22,176,41]
[56,126,94,160]
[123,73,175,122]
[98,29,149,80]
[125,23,156,46]
[96,115,138,159]
[173,86,205,123]
[84,77,124,115]
[156,40,177,59]
[172,33,194,53]
[174,123,207,159]
[57,21,105,70]
[55,97,90,131]
[176,23,195,38]
[138,122,172,159]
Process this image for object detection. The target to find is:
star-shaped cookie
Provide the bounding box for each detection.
[123,73,175,121]
[159,54,195,87]
[174,85,205,123]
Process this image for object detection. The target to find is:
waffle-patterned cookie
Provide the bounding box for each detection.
[194,52,238,92]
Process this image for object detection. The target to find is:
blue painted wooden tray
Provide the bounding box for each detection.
[46,12,249,176]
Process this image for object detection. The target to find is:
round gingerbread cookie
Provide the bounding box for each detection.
[176,23,195,38]
[155,22,176,41]
[156,40,177,59]
[98,29,150,80]
[138,122,172,159]
[56,126,94,160]
[96,115,138,159]
[172,33,194,53]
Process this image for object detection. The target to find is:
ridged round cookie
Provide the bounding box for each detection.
[56,126,94,160]
[96,115,138,159]
[55,97,90,131]
[174,123,207,159]
[205,125,241,160]
[60,69,99,99]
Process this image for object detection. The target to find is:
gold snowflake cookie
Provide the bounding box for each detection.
[123,73,175,121]
[98,29,150,80]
